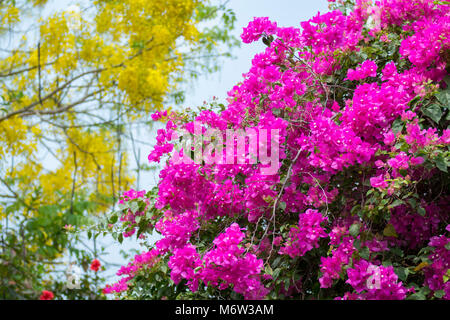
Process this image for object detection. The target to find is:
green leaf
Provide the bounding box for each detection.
[388,199,404,209]
[349,223,361,237]
[407,198,417,208]
[382,260,393,267]
[353,238,361,250]
[417,206,426,217]
[390,247,404,257]
[395,267,409,282]
[434,290,445,299]
[109,214,118,224]
[351,204,361,215]
[392,118,404,134]
[272,256,282,268]
[383,224,398,238]
[265,265,273,276]
[360,247,370,260]
[444,269,450,283]
[282,279,290,292]
[422,104,443,124]
[407,292,426,300]
[436,89,450,108]
[435,154,448,173]
[262,36,272,47]
[272,268,281,280]
[272,108,281,116]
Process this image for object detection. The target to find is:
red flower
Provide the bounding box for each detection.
[90,259,101,272]
[39,290,54,300]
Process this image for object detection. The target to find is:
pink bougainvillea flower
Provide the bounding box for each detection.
[370,174,388,189]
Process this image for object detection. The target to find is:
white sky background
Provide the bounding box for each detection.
[7,0,330,287]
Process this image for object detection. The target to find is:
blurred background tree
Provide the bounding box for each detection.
[0,0,237,299]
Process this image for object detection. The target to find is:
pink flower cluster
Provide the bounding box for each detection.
[346,60,377,81]
[303,115,376,173]
[169,223,268,300]
[279,209,328,258]
[424,230,450,300]
[369,115,450,192]
[168,244,201,289]
[388,204,442,249]
[377,0,437,28]
[103,248,160,294]
[155,210,200,252]
[320,236,355,288]
[399,10,449,70]
[241,17,277,44]
[118,189,149,238]
[300,10,363,54]
[150,110,168,121]
[342,259,412,300]
[118,189,146,204]
[147,120,176,163]
[196,223,268,299]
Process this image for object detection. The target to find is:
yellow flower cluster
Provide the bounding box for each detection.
[0,0,215,221]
